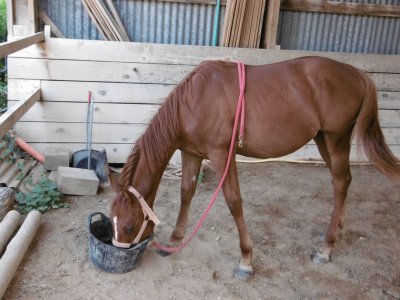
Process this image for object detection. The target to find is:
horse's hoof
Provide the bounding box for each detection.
[233,266,253,280]
[312,251,330,264]
[156,249,172,257]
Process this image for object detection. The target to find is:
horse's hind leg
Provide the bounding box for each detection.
[209,152,253,279]
[169,152,202,244]
[313,132,352,264]
[314,132,346,229]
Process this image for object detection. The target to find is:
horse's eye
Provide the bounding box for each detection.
[124,226,134,234]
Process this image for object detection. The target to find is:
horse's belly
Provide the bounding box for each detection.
[238,120,318,159]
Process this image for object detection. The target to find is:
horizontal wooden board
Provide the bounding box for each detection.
[13,120,400,145]
[8,101,160,123]
[0,32,44,58]
[370,73,400,92]
[378,92,400,109]
[25,142,400,164]
[8,79,173,104]
[8,58,193,85]
[8,79,400,108]
[7,101,400,128]
[281,0,400,18]
[379,110,400,128]
[13,122,147,143]
[7,58,400,91]
[9,37,400,73]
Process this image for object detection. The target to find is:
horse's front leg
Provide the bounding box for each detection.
[169,152,203,244]
[210,152,253,279]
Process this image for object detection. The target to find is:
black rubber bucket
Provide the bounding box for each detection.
[87,212,152,273]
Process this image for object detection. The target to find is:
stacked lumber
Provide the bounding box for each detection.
[81,0,130,41]
[222,0,267,48]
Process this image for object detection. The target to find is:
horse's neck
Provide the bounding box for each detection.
[132,149,174,207]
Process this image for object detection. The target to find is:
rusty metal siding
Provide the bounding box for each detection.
[38,0,225,46]
[278,0,400,54]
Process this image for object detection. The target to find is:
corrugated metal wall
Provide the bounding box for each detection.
[278,0,400,54]
[38,0,226,46]
[38,0,399,54]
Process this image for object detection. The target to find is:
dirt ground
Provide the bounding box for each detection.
[3,162,400,300]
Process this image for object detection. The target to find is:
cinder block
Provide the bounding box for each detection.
[44,148,70,171]
[56,167,99,196]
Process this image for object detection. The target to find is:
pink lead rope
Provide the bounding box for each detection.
[152,61,246,253]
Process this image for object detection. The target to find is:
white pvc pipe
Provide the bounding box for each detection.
[0,210,42,298]
[0,210,21,254]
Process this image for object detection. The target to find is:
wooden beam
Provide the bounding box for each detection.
[156,0,227,5]
[39,11,65,38]
[262,0,281,49]
[0,88,41,139]
[6,0,14,37]
[0,32,44,58]
[80,0,107,40]
[27,0,38,34]
[105,0,130,42]
[281,0,400,18]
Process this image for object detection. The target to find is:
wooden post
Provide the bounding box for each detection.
[0,210,41,298]
[8,0,38,36]
[0,210,21,252]
[6,0,14,37]
[262,0,281,49]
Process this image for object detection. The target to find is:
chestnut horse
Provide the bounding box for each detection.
[110,56,400,278]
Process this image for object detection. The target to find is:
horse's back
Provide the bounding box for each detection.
[180,57,366,159]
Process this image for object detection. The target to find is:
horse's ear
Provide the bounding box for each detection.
[109,174,120,192]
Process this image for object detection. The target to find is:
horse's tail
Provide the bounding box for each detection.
[354,70,400,180]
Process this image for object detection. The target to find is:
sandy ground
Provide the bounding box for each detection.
[3,162,400,300]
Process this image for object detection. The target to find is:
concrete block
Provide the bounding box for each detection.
[44,148,70,171]
[56,167,99,196]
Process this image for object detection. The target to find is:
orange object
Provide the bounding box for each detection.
[15,137,44,163]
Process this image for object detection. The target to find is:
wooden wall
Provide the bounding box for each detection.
[7,33,400,163]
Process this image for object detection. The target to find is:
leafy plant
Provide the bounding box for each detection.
[0,0,6,39]
[0,133,23,164]
[1,134,67,213]
[16,174,68,213]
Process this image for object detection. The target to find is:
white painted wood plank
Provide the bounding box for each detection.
[8,101,160,123]
[9,37,400,73]
[8,79,172,104]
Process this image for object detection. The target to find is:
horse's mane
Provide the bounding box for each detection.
[118,61,221,191]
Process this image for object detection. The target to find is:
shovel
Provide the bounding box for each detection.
[72,91,109,186]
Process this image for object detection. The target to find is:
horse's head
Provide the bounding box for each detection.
[109,175,155,248]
